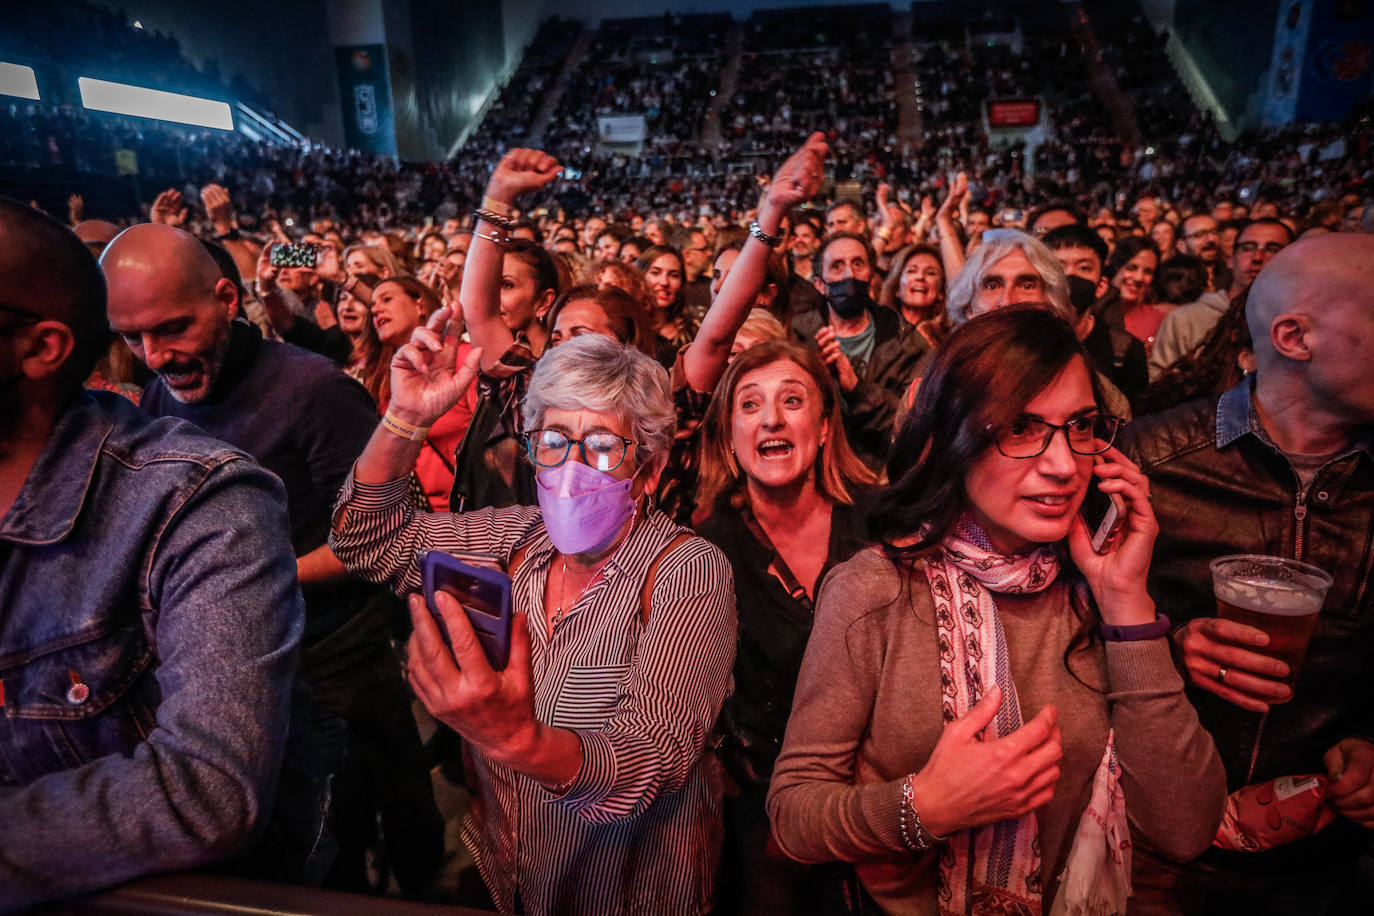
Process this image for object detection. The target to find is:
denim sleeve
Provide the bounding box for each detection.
[0,459,305,910]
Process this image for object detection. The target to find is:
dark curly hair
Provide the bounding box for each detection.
[1136,291,1250,416]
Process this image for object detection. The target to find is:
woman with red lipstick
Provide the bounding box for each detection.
[768,307,1225,915]
[695,338,877,914]
[363,276,477,511]
[1106,236,1170,356]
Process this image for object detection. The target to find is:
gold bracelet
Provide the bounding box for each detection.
[380,410,430,442]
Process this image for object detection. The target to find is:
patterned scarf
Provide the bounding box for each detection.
[923,516,1127,916]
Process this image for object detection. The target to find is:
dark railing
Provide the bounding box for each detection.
[46,873,493,916]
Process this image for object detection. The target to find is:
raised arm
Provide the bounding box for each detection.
[935,172,968,282]
[683,132,828,393]
[460,149,562,371]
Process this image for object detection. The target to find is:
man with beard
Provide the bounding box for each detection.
[790,232,924,471]
[101,223,444,894]
[0,200,306,908]
[1176,213,1231,293]
[1149,218,1293,378]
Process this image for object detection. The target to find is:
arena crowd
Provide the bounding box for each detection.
[3,3,1374,916]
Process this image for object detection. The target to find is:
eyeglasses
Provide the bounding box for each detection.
[0,302,42,335]
[524,428,635,472]
[992,415,1123,459]
[1235,241,1285,256]
[1183,228,1219,240]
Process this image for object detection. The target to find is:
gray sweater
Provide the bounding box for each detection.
[767,548,1226,915]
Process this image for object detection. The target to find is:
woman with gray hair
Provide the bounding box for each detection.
[944,229,1074,326]
[330,317,737,915]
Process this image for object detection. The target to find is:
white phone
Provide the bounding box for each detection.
[1081,458,1127,554]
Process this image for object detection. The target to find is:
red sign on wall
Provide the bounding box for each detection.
[987,100,1041,127]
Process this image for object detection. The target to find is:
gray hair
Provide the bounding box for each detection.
[945,229,1073,326]
[523,334,676,468]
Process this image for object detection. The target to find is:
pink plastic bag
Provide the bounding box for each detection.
[1214,775,1338,852]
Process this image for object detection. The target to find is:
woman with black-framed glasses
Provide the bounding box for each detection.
[330,326,736,915]
[768,306,1225,915]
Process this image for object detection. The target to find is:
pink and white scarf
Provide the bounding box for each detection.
[923,517,1129,916]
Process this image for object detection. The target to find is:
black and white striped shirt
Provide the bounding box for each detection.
[331,473,737,915]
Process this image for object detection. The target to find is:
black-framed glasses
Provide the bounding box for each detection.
[524,428,635,472]
[992,415,1123,459]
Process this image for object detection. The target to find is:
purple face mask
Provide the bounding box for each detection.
[536,460,635,556]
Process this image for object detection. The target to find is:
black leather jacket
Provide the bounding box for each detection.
[1124,379,1374,793]
[791,305,926,472]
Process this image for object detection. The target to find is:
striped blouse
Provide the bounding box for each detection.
[330,473,737,915]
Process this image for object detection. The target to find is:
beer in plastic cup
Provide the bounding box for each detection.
[1209,555,1333,688]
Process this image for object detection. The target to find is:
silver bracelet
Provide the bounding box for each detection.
[472,227,510,245]
[899,774,941,851]
[749,219,784,248]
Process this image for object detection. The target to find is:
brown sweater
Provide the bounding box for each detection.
[766,548,1226,915]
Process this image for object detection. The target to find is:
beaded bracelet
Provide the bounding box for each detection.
[749,219,784,248]
[899,774,941,851]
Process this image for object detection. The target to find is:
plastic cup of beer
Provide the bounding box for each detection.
[1209,555,1333,689]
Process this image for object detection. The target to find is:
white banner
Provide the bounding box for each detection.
[597,115,647,144]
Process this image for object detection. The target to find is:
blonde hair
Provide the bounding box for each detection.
[735,308,787,349]
[344,244,404,279]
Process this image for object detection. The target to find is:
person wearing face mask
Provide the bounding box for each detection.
[330,329,737,916]
[790,231,926,473]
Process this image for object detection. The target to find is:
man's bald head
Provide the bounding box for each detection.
[1248,233,1374,426]
[74,220,122,254]
[102,223,238,404]
[1248,234,1374,359]
[102,223,226,304]
[0,197,107,389]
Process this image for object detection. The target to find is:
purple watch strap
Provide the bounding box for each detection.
[1099,612,1172,642]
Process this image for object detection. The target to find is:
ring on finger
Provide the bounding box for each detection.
[1218,665,1228,683]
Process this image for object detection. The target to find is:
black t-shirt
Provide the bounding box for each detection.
[142,321,385,649]
[698,494,872,790]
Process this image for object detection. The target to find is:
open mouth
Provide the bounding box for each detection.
[757,439,795,460]
[160,366,202,389]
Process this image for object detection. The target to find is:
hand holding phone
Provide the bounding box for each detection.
[421,551,514,670]
[270,242,319,269]
[1080,456,1127,555]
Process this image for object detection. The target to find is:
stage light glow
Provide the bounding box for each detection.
[78,77,233,130]
[0,62,40,100]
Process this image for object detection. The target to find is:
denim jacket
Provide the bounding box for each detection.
[0,391,306,911]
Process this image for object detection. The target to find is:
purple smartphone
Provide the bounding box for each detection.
[420,551,513,670]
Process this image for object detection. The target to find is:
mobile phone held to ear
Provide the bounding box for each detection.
[1081,458,1128,554]
[270,242,319,269]
[421,551,514,670]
